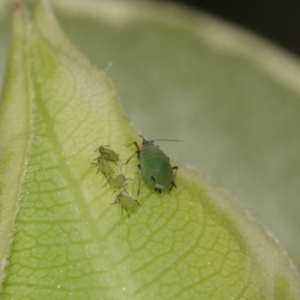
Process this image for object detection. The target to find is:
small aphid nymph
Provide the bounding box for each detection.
[93,157,115,179]
[126,136,178,195]
[112,191,140,218]
[104,174,132,192]
[96,146,119,164]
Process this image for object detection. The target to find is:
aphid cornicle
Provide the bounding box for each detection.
[96,146,119,164]
[126,136,178,194]
[111,191,140,218]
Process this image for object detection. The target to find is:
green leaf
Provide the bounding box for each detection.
[0,1,299,299]
[49,0,300,270]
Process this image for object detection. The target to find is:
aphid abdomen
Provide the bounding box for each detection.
[98,159,114,179]
[140,145,174,191]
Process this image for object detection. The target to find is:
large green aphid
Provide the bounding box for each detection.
[126,136,178,194]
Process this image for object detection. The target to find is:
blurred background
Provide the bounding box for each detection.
[161,0,300,57]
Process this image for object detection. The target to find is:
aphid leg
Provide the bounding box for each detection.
[127,141,141,159]
[172,165,179,174]
[137,164,142,197]
[112,183,127,195]
[169,166,179,194]
[134,199,141,206]
[168,182,177,194]
[111,200,117,205]
[91,161,100,168]
[125,207,130,218]
[119,163,124,174]
[102,179,109,187]
[112,188,120,195]
[125,150,139,165]
[96,166,101,174]
[101,171,108,179]
[172,166,179,184]
[111,192,122,206]
[128,141,140,150]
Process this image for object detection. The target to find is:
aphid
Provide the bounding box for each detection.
[95,146,119,164]
[111,191,140,218]
[93,157,115,179]
[104,174,132,192]
[126,136,178,195]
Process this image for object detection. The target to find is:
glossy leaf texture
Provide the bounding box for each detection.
[0,2,299,299]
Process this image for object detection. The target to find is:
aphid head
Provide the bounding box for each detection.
[139,135,154,146]
[98,145,109,153]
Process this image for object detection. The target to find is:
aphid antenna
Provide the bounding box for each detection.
[153,139,182,142]
[138,135,182,142]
